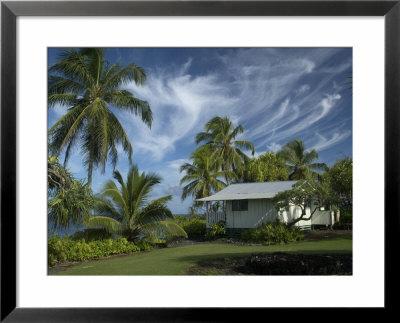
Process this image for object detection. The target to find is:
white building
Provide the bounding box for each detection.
[197,181,337,236]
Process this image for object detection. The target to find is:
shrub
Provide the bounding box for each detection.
[182,218,207,239]
[173,215,189,227]
[48,234,148,267]
[135,239,155,251]
[70,228,113,242]
[339,208,352,224]
[240,220,303,245]
[205,221,226,240]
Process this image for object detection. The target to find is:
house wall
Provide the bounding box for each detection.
[311,209,334,226]
[281,204,333,227]
[224,199,333,229]
[225,199,277,228]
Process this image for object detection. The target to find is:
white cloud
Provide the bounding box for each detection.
[257,92,342,146]
[114,48,349,164]
[296,84,311,96]
[321,93,341,114]
[167,158,190,170]
[121,68,237,161]
[310,130,351,152]
[267,142,282,152]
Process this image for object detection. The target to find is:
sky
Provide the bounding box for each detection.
[48,47,352,214]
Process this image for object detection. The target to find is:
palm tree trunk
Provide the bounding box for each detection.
[87,161,93,188]
[222,163,231,185]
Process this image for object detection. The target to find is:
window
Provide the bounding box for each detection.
[232,200,248,211]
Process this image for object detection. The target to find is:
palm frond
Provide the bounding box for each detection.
[141,219,187,240]
[103,63,147,89]
[49,49,94,86]
[48,93,78,108]
[84,216,124,235]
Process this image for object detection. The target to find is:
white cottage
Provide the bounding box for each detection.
[197,181,336,236]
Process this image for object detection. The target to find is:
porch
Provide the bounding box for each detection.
[206,211,226,225]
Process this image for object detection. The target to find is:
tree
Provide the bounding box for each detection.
[273,178,332,227]
[48,48,152,187]
[195,116,255,184]
[85,165,187,242]
[277,139,327,180]
[48,156,94,230]
[240,152,289,182]
[324,157,353,208]
[179,148,234,211]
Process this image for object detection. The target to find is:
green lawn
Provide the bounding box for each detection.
[53,235,352,275]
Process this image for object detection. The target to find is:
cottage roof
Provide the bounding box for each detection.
[196,181,297,201]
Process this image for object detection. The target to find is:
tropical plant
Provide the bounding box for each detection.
[324,157,352,207]
[195,116,255,184]
[277,139,327,180]
[48,155,73,191]
[240,220,303,244]
[205,221,226,240]
[240,152,289,182]
[48,48,152,186]
[179,148,233,210]
[181,218,207,239]
[84,165,187,242]
[48,156,94,230]
[48,234,141,267]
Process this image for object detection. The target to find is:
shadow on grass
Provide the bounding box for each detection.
[174,249,352,265]
[178,247,353,275]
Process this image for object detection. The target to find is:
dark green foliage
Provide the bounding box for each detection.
[195,116,255,184]
[48,156,73,191]
[205,221,226,240]
[324,157,352,210]
[182,218,207,239]
[48,156,94,230]
[241,152,289,182]
[240,220,304,245]
[173,215,189,227]
[179,148,230,205]
[48,234,146,267]
[277,139,327,180]
[70,228,113,242]
[339,207,352,224]
[85,165,187,242]
[135,239,157,251]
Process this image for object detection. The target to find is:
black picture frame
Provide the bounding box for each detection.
[1,0,398,321]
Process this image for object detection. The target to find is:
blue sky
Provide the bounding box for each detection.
[48,47,352,214]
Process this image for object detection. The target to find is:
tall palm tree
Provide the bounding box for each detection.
[179,148,234,211]
[85,165,186,242]
[277,139,327,180]
[48,48,152,186]
[195,116,255,184]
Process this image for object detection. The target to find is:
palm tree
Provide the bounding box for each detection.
[48,156,93,230]
[48,48,152,187]
[179,148,234,211]
[84,165,186,242]
[277,139,327,180]
[195,116,255,184]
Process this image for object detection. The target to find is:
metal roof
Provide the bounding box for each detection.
[196,181,297,201]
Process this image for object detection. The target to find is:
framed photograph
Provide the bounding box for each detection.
[1,0,398,321]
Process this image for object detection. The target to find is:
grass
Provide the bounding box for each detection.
[53,235,352,275]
